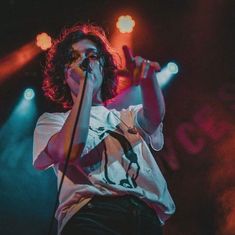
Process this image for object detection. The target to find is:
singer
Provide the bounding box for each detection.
[33,23,175,235]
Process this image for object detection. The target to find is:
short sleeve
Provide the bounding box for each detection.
[128,105,164,151]
[33,112,66,166]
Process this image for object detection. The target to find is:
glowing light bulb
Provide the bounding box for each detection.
[167,62,179,74]
[24,88,35,100]
[116,15,135,33]
[36,32,52,50]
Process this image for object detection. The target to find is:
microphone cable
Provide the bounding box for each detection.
[47,59,91,235]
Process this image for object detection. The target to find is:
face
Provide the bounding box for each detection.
[65,39,104,105]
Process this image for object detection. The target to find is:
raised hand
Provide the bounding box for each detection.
[122,45,161,86]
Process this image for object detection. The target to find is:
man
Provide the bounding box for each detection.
[33,23,175,235]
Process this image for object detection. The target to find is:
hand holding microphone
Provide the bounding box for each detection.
[65,57,100,85]
[79,58,92,72]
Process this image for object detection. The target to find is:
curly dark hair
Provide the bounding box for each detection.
[43,23,120,109]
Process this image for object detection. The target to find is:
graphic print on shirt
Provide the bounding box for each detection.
[77,125,141,189]
[103,129,140,188]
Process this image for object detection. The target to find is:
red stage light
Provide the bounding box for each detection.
[116,15,135,33]
[0,42,41,84]
[36,32,52,50]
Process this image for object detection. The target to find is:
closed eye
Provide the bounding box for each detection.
[86,50,99,60]
[70,51,81,62]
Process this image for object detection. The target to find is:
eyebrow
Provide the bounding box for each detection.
[71,47,98,54]
[85,48,98,54]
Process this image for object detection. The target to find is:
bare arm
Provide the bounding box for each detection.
[47,79,94,162]
[34,67,95,169]
[121,47,165,134]
[106,85,142,110]
[138,66,165,134]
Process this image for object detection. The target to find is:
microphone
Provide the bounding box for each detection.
[79,58,92,72]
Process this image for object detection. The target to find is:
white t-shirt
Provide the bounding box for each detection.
[33,104,175,234]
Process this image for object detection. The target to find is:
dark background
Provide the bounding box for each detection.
[0,0,234,234]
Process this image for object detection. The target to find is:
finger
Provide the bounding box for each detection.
[87,72,96,81]
[122,45,135,65]
[66,65,84,83]
[140,60,151,79]
[89,60,99,69]
[134,56,144,67]
[151,61,161,72]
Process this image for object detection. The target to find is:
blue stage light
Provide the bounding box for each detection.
[24,88,35,100]
[167,62,179,74]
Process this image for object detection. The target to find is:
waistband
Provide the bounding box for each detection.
[90,194,158,220]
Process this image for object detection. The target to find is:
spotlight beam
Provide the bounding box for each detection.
[0,41,41,85]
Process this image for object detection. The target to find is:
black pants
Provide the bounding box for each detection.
[61,195,163,235]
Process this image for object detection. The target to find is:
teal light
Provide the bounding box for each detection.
[156,61,179,88]
[167,62,179,74]
[24,88,35,100]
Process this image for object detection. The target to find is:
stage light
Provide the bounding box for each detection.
[0,42,41,84]
[156,62,179,87]
[36,32,52,50]
[0,90,37,169]
[167,62,179,74]
[24,88,35,100]
[116,15,135,33]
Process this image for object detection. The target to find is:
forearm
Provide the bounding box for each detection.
[139,73,165,133]
[47,81,94,163]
